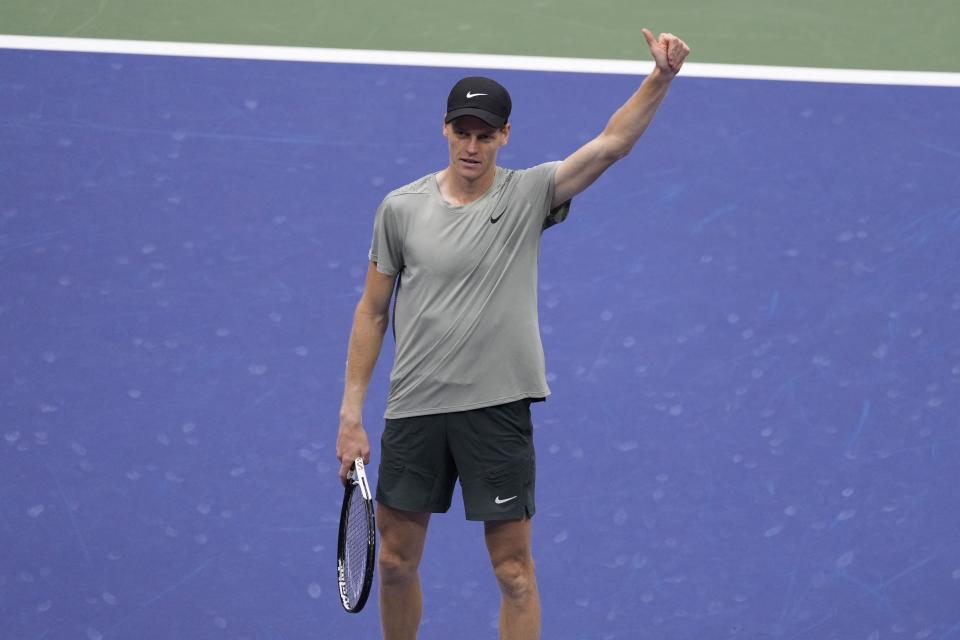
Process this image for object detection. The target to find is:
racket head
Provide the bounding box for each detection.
[337,457,376,613]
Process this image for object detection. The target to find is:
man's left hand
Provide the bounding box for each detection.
[642,28,690,76]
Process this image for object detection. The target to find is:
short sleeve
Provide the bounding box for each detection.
[368,198,403,276]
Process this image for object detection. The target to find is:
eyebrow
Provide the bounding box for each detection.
[454,126,496,135]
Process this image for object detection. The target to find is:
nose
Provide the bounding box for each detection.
[465,136,479,154]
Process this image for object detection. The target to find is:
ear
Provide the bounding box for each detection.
[500,122,511,146]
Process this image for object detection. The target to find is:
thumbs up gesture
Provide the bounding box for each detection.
[642,28,690,76]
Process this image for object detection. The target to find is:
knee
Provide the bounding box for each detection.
[378,546,419,585]
[493,555,537,603]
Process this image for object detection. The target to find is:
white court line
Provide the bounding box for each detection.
[2,34,960,87]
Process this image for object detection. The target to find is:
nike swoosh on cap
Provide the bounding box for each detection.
[466,92,488,98]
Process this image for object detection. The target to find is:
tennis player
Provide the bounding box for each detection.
[336,28,689,640]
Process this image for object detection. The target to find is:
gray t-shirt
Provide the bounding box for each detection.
[369,161,570,418]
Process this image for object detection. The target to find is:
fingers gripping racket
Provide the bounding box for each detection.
[337,457,376,613]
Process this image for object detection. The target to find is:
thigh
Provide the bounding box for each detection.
[484,516,533,567]
[377,413,457,513]
[448,399,536,521]
[377,502,431,566]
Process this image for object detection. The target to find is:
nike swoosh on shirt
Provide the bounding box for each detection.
[490,208,506,224]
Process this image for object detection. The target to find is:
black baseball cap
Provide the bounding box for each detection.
[444,76,512,129]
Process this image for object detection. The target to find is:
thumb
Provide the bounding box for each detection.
[641,28,657,49]
[339,455,354,485]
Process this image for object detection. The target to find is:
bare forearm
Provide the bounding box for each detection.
[551,30,688,206]
[340,307,389,422]
[600,66,673,159]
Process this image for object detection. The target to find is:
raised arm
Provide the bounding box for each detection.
[552,28,690,208]
[336,261,398,483]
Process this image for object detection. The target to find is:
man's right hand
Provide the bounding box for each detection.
[336,415,371,485]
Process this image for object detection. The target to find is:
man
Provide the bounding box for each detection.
[336,28,690,640]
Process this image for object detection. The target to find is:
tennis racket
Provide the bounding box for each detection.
[337,457,376,613]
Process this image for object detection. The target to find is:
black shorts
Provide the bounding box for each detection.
[376,399,536,521]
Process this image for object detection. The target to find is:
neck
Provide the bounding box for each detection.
[436,165,497,205]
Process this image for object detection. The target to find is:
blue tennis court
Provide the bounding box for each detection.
[2,48,960,639]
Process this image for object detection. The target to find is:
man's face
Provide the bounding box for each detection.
[443,116,510,181]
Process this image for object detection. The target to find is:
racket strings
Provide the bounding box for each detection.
[344,488,371,602]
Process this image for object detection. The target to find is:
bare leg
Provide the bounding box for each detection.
[485,517,540,640]
[377,502,431,640]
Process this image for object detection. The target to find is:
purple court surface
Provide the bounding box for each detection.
[2,50,960,639]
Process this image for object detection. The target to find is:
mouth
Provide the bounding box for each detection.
[460,158,481,167]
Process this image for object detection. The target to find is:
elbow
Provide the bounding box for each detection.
[607,145,632,162]
[369,310,391,334]
[355,303,391,334]
[597,133,634,162]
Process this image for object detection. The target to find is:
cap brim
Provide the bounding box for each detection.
[444,108,507,129]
